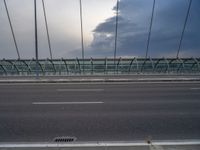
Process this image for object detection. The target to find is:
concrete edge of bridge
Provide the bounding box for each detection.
[0,74,200,83]
[0,77,200,83]
[0,140,200,150]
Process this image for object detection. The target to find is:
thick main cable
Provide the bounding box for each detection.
[34,0,39,78]
[145,0,156,59]
[79,0,85,72]
[42,0,53,59]
[3,0,20,59]
[114,0,119,66]
[176,0,192,58]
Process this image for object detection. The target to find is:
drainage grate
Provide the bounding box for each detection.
[53,136,77,143]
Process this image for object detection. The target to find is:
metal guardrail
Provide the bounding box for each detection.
[0,58,199,75]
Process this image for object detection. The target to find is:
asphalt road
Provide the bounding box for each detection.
[0,81,200,142]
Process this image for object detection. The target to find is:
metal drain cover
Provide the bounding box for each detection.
[54,136,77,143]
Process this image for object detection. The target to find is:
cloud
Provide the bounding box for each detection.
[89,0,200,58]
[0,0,85,59]
[0,0,199,59]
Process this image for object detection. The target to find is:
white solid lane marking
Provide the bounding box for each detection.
[1,140,200,148]
[32,101,104,105]
[190,88,200,90]
[150,145,164,150]
[57,89,104,92]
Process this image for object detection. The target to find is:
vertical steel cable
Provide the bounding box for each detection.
[3,0,20,59]
[42,0,53,60]
[176,0,192,58]
[79,0,85,72]
[145,0,156,59]
[114,0,119,66]
[34,0,39,77]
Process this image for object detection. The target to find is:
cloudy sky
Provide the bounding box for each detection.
[0,0,199,59]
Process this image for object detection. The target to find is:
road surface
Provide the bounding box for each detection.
[0,81,200,142]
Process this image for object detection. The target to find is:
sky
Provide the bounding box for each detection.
[0,0,199,59]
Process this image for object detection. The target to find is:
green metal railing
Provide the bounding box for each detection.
[0,58,199,75]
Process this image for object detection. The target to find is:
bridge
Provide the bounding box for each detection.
[0,0,200,150]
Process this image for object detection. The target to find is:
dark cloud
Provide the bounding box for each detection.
[89,0,200,58]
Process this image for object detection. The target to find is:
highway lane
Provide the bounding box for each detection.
[0,82,200,142]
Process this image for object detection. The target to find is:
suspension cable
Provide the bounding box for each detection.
[79,0,84,72]
[145,0,156,59]
[176,0,192,58]
[42,0,53,60]
[34,0,39,78]
[114,0,119,66]
[3,0,20,59]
